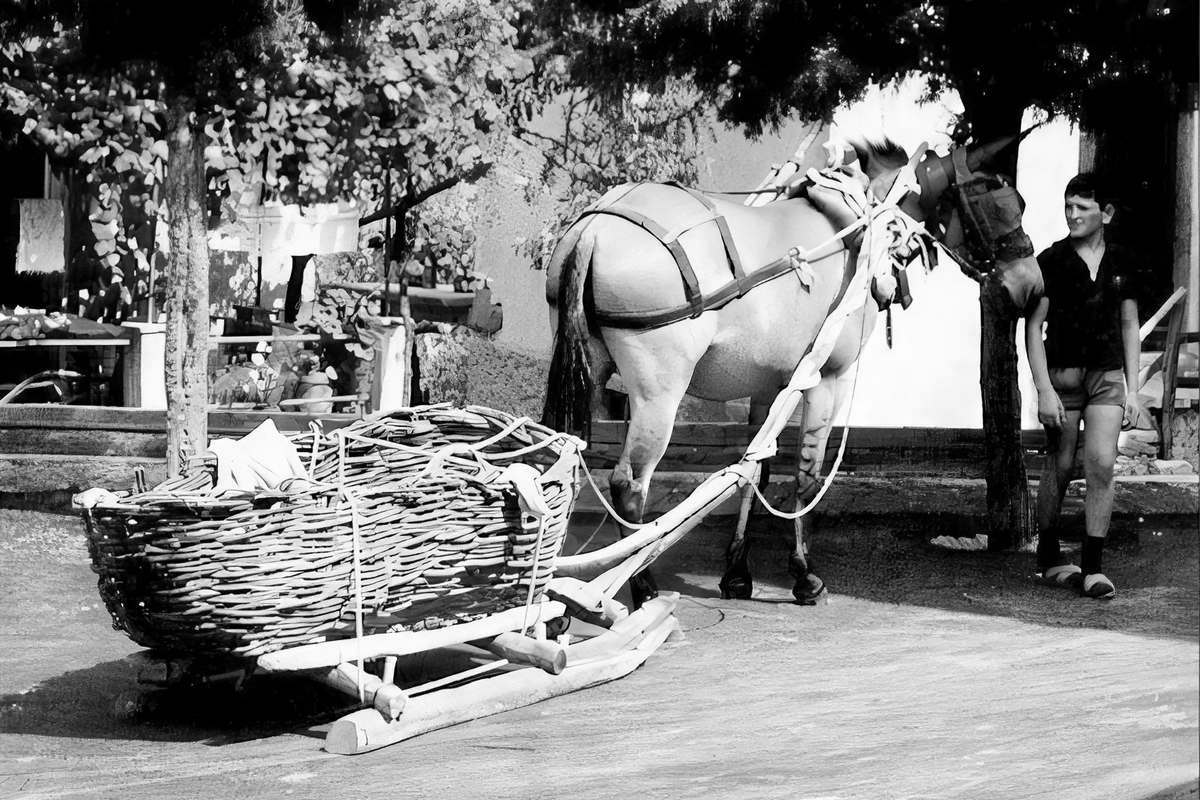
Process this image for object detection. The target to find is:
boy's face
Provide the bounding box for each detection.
[1064,194,1113,240]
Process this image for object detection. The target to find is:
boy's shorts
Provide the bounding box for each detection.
[1048,367,1127,411]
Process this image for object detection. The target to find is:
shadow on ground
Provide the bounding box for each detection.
[0,662,354,744]
[572,513,1200,642]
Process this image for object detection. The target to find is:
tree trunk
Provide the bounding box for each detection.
[958,91,1035,550]
[163,102,210,476]
[979,278,1035,549]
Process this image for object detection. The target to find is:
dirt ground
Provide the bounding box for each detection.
[0,509,1196,800]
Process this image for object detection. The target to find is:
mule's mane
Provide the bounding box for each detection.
[851,137,909,170]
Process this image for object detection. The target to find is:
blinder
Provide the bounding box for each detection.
[920,146,1033,275]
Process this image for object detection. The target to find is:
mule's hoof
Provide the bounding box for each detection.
[792,574,828,606]
[629,572,659,610]
[630,587,659,610]
[718,574,753,600]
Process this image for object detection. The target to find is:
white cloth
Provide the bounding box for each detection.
[208,419,308,491]
[209,203,360,257]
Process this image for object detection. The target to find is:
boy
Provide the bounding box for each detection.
[1024,173,1144,599]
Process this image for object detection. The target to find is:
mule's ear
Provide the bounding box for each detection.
[965,124,1041,172]
[907,142,928,170]
[914,150,955,211]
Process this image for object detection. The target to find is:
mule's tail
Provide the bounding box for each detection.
[542,229,596,442]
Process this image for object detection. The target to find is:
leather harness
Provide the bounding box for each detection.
[576,182,846,331]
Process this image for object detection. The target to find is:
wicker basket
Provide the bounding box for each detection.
[80,406,583,658]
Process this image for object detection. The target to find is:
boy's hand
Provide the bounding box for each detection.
[1123,394,1147,431]
[1038,390,1065,429]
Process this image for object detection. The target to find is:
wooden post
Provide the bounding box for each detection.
[361,317,411,414]
[382,157,392,317]
[121,324,143,408]
[1173,84,1198,338]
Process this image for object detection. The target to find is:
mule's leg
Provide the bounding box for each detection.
[789,372,845,604]
[720,398,772,599]
[608,386,689,609]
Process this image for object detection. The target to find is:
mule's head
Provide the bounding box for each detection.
[844,138,932,310]
[903,130,1045,311]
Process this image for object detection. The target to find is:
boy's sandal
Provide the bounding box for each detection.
[1080,573,1116,600]
[1035,563,1083,589]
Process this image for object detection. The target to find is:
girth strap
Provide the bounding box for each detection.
[594,253,800,330]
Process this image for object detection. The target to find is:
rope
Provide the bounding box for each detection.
[579,457,648,529]
[743,172,927,520]
[520,513,548,636]
[749,312,869,520]
[335,431,367,702]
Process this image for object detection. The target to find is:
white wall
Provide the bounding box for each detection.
[830,82,1078,429]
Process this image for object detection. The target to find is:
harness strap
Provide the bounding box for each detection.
[666,183,747,280]
[576,206,704,312]
[951,146,973,184]
[595,253,797,330]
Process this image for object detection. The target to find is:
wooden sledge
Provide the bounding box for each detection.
[123,580,680,755]
[104,163,922,753]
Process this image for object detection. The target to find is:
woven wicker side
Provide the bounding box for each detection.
[81,405,584,658]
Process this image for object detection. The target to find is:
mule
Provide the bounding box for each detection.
[542,133,1039,606]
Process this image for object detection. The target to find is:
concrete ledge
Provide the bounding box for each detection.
[3,456,1196,529]
[0,454,166,511]
[575,470,1199,538]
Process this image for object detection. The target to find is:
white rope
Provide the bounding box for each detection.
[335,431,366,702]
[750,306,870,520]
[579,456,648,529]
[746,188,877,520]
[519,513,548,636]
[738,178,925,521]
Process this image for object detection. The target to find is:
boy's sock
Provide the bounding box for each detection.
[1036,531,1063,571]
[1081,535,1104,575]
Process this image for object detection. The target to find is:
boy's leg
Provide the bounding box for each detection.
[1080,402,1123,583]
[1036,412,1082,571]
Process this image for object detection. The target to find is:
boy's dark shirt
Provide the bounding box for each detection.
[1036,237,1136,371]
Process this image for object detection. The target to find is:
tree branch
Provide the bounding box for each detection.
[358,160,493,226]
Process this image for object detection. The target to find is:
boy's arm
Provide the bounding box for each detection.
[1025,296,1063,428]
[1120,297,1144,428]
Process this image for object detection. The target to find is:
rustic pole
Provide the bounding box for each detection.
[382,156,392,317]
[980,278,1035,550]
[162,103,210,476]
[961,93,1035,551]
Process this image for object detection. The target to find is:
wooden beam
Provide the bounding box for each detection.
[256,601,567,672]
[323,597,678,755]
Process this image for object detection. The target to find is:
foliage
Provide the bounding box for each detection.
[518,0,1196,143]
[506,4,716,270]
[0,0,529,272]
[514,81,714,270]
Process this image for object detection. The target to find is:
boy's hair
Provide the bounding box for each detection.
[1064,172,1115,208]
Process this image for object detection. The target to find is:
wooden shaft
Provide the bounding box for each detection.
[312,662,408,721]
[545,577,627,628]
[564,594,678,667]
[478,632,566,675]
[257,601,567,671]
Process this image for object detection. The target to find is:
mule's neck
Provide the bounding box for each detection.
[993,254,1044,314]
